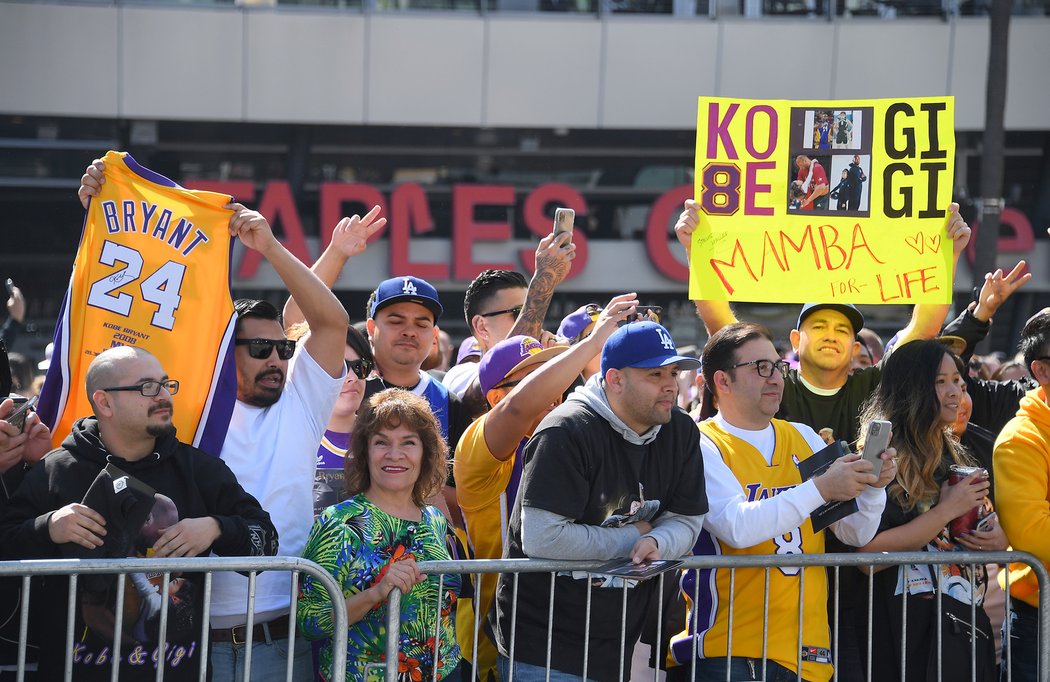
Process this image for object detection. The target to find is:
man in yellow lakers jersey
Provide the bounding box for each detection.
[669,322,895,682]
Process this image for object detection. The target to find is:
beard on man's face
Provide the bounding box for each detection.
[146,423,177,439]
[242,368,285,408]
[145,401,176,439]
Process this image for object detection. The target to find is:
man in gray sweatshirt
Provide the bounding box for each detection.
[493,320,708,681]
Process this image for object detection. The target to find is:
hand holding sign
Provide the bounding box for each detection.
[691,97,956,305]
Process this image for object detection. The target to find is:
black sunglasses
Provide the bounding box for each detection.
[346,358,373,379]
[235,338,296,360]
[480,305,524,319]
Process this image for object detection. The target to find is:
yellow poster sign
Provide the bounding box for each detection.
[690,96,955,304]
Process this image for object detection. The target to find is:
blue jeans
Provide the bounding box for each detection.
[1001,598,1040,682]
[211,635,312,682]
[666,657,802,682]
[497,655,597,682]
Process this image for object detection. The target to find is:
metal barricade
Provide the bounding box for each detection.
[0,556,348,682]
[379,551,1049,682]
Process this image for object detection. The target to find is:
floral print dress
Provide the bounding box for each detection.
[298,494,460,681]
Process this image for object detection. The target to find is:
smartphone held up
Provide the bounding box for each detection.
[553,208,574,244]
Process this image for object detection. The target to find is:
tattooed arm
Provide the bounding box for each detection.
[509,231,575,341]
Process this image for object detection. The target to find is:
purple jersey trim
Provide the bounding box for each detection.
[670,528,720,664]
[194,237,239,457]
[196,327,238,458]
[122,152,182,189]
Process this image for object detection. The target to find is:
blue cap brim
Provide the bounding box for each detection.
[626,355,701,371]
[372,295,443,320]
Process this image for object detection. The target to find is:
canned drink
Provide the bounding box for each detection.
[947,465,989,538]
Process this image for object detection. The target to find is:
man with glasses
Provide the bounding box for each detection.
[211,205,349,681]
[494,320,708,681]
[668,322,893,682]
[0,346,276,681]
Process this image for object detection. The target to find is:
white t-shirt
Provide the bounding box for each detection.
[441,361,478,398]
[210,346,345,628]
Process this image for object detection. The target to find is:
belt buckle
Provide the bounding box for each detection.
[231,624,249,646]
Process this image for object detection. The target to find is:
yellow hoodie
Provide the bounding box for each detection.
[994,386,1050,607]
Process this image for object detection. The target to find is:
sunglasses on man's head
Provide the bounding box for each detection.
[235,338,296,360]
[618,305,662,327]
[346,358,373,379]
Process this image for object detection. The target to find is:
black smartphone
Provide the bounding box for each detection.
[4,279,13,297]
[6,395,37,433]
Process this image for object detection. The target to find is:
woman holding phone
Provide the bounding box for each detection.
[297,389,460,682]
[856,340,1007,682]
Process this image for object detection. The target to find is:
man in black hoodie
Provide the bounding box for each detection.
[0,345,277,681]
[493,321,708,681]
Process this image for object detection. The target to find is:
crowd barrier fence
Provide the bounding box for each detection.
[0,556,349,682]
[383,551,1049,682]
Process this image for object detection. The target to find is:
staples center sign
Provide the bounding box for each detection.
[186,178,1041,293]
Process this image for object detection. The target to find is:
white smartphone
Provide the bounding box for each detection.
[862,419,892,477]
[553,208,575,244]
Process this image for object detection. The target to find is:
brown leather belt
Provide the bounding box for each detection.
[210,615,291,645]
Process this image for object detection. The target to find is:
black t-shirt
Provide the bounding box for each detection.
[779,365,881,449]
[494,401,707,680]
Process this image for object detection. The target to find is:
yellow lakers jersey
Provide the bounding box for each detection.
[670,419,832,682]
[39,151,237,456]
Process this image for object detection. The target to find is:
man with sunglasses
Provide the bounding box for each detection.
[442,231,575,399]
[0,346,277,681]
[211,205,349,681]
[668,322,893,682]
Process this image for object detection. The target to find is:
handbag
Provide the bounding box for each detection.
[924,591,996,682]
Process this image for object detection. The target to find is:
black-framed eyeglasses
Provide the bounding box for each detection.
[492,379,522,391]
[346,358,373,380]
[235,338,296,360]
[101,380,180,397]
[729,359,789,378]
[480,305,524,319]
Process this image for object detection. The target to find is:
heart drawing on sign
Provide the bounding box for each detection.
[925,235,940,252]
[904,233,924,254]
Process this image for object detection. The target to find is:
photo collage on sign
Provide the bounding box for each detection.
[787,107,874,217]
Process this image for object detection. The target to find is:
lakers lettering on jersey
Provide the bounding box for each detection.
[670,419,832,682]
[38,151,238,457]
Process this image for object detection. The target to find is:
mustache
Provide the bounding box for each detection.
[149,401,174,415]
[255,368,284,384]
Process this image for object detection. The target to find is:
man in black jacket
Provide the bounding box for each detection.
[0,346,278,681]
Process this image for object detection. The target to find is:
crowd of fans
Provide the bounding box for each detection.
[0,158,1047,682]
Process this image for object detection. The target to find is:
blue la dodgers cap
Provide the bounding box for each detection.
[600,321,700,375]
[370,276,443,321]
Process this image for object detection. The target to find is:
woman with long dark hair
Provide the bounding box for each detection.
[857,340,1007,681]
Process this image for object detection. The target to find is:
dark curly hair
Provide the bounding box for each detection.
[345,389,449,508]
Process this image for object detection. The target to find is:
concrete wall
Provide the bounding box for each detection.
[1,1,1047,129]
